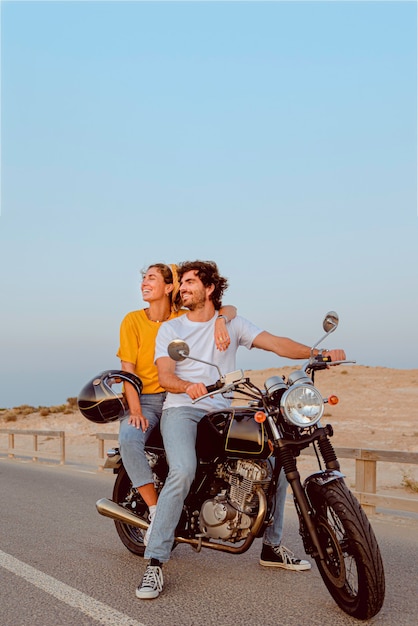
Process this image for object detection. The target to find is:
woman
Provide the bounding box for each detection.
[117,263,236,542]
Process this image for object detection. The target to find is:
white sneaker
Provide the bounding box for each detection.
[144,508,156,546]
[136,563,164,599]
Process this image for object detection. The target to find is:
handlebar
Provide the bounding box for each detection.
[306,356,356,372]
[191,356,356,404]
[205,381,224,394]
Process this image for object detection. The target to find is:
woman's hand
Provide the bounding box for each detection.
[214,316,230,351]
[128,410,149,432]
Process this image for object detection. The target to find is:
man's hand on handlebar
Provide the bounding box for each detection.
[327,349,346,361]
[185,382,211,400]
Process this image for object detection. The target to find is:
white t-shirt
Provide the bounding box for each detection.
[155,312,262,412]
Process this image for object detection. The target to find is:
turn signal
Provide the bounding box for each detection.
[328,395,339,405]
[254,411,267,423]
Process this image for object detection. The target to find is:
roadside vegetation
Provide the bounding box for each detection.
[0,398,78,422]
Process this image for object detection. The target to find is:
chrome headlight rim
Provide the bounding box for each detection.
[280,384,324,428]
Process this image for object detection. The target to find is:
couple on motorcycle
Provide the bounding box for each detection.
[117,260,345,600]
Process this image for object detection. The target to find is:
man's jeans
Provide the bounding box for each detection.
[119,392,166,489]
[145,405,288,563]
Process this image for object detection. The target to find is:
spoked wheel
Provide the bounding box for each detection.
[310,480,385,620]
[112,467,148,556]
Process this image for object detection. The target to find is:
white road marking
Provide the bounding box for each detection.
[0,550,147,626]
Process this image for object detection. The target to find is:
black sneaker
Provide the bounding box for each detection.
[259,544,311,571]
[136,560,164,599]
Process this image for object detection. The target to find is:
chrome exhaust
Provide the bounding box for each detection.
[96,498,148,531]
[96,487,266,555]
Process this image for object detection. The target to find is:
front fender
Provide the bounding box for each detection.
[304,469,345,490]
[303,470,345,518]
[304,470,345,507]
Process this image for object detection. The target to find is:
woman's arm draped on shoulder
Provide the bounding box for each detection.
[214,304,237,351]
[219,305,237,321]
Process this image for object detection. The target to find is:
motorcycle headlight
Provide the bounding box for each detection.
[280,384,324,428]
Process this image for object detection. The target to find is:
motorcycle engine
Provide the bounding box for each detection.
[198,460,271,541]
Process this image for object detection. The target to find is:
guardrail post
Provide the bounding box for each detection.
[8,433,15,458]
[356,456,377,516]
[60,431,65,465]
[33,433,38,462]
[98,435,105,471]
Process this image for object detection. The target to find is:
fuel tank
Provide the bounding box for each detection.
[196,407,270,460]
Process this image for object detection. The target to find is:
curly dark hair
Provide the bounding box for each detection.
[177,260,228,310]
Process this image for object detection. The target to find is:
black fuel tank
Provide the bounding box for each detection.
[196,407,270,460]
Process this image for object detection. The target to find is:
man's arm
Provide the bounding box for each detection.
[252,331,346,362]
[156,356,208,400]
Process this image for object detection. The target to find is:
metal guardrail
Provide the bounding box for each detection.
[300,446,418,516]
[1,429,417,516]
[95,433,418,516]
[0,428,66,465]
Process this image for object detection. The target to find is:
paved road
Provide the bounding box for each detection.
[1,459,417,626]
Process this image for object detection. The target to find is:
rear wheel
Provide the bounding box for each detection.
[112,467,147,556]
[310,480,385,620]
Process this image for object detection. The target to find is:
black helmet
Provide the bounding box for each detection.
[77,370,143,424]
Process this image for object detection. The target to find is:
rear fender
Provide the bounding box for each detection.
[103,448,122,471]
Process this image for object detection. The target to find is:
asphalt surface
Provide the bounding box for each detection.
[1,459,417,626]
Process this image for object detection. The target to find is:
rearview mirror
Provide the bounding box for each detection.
[168,339,190,361]
[323,311,339,334]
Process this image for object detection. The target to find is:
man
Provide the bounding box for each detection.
[137,260,346,599]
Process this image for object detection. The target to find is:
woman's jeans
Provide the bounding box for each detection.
[145,405,288,563]
[119,392,166,489]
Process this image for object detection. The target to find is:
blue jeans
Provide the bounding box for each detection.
[263,465,287,546]
[118,392,166,489]
[145,405,288,563]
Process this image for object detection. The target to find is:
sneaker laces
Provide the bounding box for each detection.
[141,565,163,592]
[273,545,299,564]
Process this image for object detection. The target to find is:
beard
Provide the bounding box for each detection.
[180,290,207,311]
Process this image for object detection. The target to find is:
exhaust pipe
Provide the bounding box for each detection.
[96,498,148,531]
[96,488,266,555]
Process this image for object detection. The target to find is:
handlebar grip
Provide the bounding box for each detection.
[315,355,332,364]
[206,381,221,394]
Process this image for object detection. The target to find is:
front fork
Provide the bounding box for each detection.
[276,435,342,561]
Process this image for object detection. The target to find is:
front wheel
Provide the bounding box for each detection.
[112,467,148,556]
[310,480,385,620]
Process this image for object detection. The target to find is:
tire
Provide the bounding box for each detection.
[310,479,385,620]
[112,467,148,556]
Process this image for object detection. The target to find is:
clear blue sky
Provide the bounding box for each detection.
[1,1,417,408]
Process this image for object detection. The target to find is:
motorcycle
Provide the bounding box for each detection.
[79,311,385,620]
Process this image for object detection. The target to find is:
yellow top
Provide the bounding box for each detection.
[117,309,185,394]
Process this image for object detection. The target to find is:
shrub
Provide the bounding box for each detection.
[401,472,418,494]
[49,405,67,414]
[4,411,17,422]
